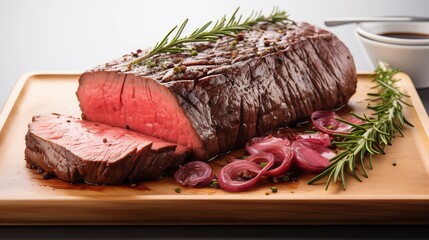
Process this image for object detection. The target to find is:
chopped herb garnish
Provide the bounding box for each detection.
[210,179,219,188]
[173,66,181,74]
[282,175,290,182]
[145,59,156,68]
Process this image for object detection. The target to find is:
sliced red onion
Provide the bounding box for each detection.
[256,147,293,177]
[311,111,363,135]
[174,161,214,187]
[246,135,290,155]
[244,152,275,165]
[218,152,274,192]
[295,132,331,147]
[291,139,336,173]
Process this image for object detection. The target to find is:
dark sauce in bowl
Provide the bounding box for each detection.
[381,32,429,40]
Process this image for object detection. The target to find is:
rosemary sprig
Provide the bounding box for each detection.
[308,61,414,190]
[131,7,290,65]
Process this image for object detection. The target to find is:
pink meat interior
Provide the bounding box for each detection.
[29,114,153,163]
[76,71,204,159]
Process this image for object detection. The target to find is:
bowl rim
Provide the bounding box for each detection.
[356,22,429,46]
[355,31,429,49]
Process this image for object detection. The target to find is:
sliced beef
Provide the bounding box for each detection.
[76,21,357,161]
[25,114,187,184]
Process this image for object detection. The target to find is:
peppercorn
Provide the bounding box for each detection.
[271,187,278,193]
[175,187,182,193]
[136,49,143,53]
[191,49,198,56]
[180,65,187,72]
[264,40,270,47]
[265,192,270,195]
[392,160,397,166]
[236,33,244,41]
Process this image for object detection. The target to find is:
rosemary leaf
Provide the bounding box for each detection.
[131,7,291,66]
[308,61,413,190]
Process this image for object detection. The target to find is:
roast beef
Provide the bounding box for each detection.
[76,22,356,162]
[25,114,188,184]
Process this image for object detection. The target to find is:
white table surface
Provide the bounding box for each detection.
[1,0,429,239]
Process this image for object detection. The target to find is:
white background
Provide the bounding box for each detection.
[1,0,429,110]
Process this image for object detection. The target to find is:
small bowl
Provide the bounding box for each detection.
[357,22,429,46]
[355,22,429,89]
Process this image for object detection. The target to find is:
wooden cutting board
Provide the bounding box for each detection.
[1,72,429,225]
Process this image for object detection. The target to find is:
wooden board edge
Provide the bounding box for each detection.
[394,72,429,175]
[0,72,30,133]
[397,72,429,132]
[1,198,429,225]
[0,72,82,133]
[357,71,429,145]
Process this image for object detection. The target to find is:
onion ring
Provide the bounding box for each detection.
[218,152,274,192]
[291,139,335,173]
[295,132,331,147]
[246,135,290,155]
[174,161,214,187]
[250,147,294,177]
[311,111,363,135]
